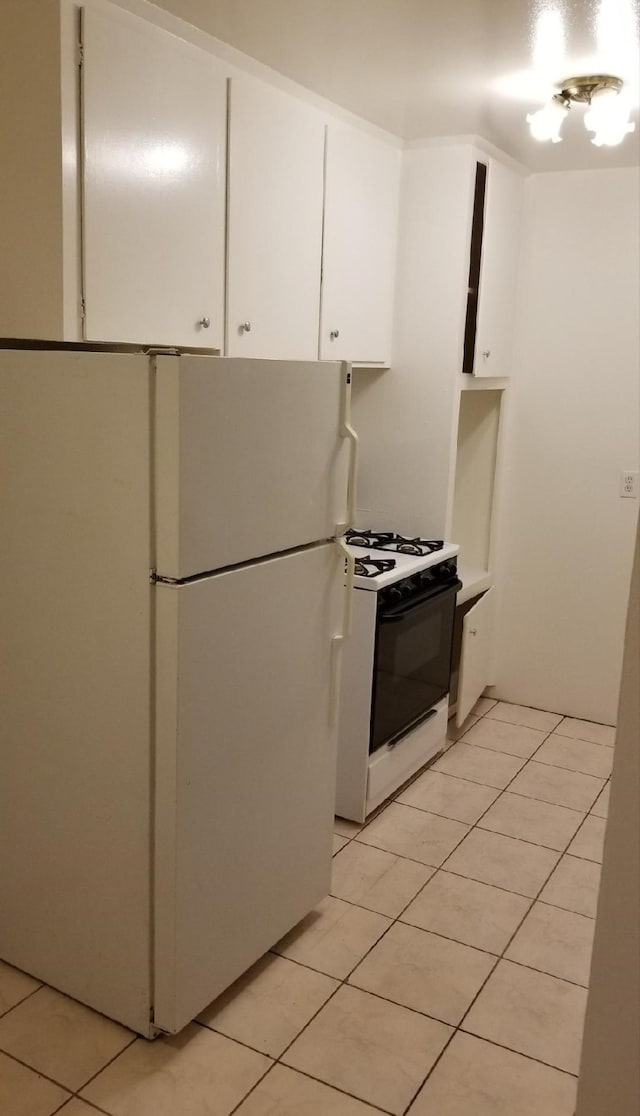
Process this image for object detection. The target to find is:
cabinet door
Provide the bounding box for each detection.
[474,160,523,378]
[81,2,226,348]
[456,588,494,725]
[154,543,342,1033]
[320,123,401,364]
[226,75,325,359]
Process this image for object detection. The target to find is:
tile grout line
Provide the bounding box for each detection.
[224,965,396,1116]
[227,716,516,1116]
[254,703,606,1111]
[268,933,592,1012]
[0,1044,124,1116]
[469,749,611,781]
[373,763,606,806]
[395,713,590,1114]
[251,708,575,1113]
[394,724,558,1112]
[386,794,589,854]
[320,701,601,1110]
[399,723,594,1116]
[558,809,605,864]
[52,1095,111,1116]
[0,1047,79,1103]
[66,1035,138,1111]
[508,754,612,779]
[0,980,44,1021]
[436,733,609,785]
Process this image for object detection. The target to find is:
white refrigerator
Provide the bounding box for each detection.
[0,347,356,1037]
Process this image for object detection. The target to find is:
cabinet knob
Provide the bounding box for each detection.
[330,329,340,340]
[481,350,491,359]
[198,316,211,329]
[240,321,252,333]
[469,628,478,636]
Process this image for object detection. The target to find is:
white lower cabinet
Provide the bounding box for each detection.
[320,121,401,365]
[456,588,495,726]
[226,73,325,359]
[81,1,227,348]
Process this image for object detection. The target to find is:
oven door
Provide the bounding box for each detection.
[370,578,460,753]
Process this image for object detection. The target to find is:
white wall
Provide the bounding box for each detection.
[493,168,640,723]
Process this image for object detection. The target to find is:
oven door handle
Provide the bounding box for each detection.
[380,578,462,621]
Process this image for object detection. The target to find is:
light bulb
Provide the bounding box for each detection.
[584,88,636,147]
[526,99,568,142]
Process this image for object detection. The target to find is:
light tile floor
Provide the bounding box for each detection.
[0,700,613,1115]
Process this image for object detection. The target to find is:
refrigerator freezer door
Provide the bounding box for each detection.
[153,542,342,1033]
[154,356,348,580]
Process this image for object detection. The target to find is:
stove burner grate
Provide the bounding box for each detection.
[346,529,444,557]
[353,554,397,578]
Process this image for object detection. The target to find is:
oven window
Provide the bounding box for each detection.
[370,585,457,753]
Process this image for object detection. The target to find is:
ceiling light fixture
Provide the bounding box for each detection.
[526,74,636,146]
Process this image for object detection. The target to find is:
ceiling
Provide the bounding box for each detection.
[154,0,640,170]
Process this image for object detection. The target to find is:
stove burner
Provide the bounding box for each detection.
[346,529,444,557]
[347,532,381,547]
[353,555,397,578]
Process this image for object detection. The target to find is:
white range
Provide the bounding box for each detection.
[337,530,461,823]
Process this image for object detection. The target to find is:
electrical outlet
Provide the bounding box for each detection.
[620,471,639,498]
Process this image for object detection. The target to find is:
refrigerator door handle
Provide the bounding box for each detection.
[330,538,355,727]
[335,362,359,535]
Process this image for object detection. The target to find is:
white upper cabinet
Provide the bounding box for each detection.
[320,123,401,365]
[470,158,524,379]
[226,75,325,359]
[81,2,227,348]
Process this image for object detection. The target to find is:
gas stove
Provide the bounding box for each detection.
[344,529,459,590]
[336,526,462,824]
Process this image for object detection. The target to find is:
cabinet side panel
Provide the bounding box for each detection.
[0,350,153,1033]
[0,1,64,339]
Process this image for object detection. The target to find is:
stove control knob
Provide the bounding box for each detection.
[385,586,403,604]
